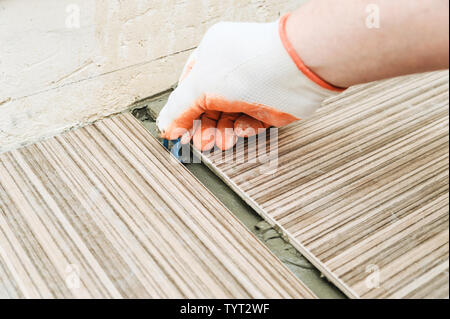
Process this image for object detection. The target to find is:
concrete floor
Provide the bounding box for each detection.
[131,94,345,299]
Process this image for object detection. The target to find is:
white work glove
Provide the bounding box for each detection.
[157,14,344,151]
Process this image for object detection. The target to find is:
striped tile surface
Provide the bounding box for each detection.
[0,113,315,299]
[200,71,450,298]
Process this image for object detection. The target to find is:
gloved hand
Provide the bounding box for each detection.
[156,14,344,151]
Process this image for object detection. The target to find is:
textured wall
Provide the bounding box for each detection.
[0,0,304,152]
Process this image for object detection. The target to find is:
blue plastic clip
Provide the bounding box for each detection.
[162,138,186,163]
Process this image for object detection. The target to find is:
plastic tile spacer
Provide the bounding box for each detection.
[162,138,187,163]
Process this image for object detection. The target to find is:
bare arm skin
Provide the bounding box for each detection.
[286,0,449,88]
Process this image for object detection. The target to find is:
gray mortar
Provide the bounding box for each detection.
[131,94,345,299]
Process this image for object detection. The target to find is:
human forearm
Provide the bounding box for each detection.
[286,0,449,88]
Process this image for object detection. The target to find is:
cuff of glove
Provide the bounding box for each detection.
[279,13,346,93]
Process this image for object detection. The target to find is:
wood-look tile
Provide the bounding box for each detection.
[0,113,315,299]
[200,71,449,299]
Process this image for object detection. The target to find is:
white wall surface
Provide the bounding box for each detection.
[0,0,304,152]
